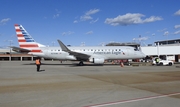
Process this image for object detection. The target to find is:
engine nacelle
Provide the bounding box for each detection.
[89,58,104,64]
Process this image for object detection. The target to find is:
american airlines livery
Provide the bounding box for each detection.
[12,24,146,65]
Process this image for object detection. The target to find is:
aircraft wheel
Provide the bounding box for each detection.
[79,61,84,66]
[159,62,163,66]
[169,62,172,66]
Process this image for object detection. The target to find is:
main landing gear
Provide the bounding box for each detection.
[79,61,84,66]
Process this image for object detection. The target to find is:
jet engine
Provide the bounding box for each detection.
[89,58,104,64]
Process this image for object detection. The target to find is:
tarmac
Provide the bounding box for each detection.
[0,61,180,107]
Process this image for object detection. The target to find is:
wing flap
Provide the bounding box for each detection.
[69,51,90,60]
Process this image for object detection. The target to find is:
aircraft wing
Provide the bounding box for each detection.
[57,40,90,60]
[11,46,31,53]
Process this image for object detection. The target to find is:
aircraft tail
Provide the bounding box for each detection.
[14,24,45,53]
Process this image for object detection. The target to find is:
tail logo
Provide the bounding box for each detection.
[14,24,44,53]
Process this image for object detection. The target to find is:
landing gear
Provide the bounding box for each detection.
[79,61,84,66]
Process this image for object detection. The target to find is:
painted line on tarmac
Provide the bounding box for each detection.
[84,92,180,107]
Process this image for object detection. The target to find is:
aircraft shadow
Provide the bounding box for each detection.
[22,63,107,67]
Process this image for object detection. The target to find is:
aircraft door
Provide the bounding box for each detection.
[126,48,130,56]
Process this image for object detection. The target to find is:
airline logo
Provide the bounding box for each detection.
[14,24,42,53]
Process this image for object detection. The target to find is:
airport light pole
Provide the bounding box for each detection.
[152,34,155,45]
[8,40,13,61]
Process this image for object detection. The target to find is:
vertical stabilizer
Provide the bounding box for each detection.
[14,24,45,53]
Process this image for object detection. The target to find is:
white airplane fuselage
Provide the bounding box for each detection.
[32,46,145,62]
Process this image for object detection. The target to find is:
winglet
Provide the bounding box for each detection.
[57,40,71,52]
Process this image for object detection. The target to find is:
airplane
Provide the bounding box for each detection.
[12,24,146,65]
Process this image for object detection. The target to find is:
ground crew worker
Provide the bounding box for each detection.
[35,57,41,72]
[155,58,159,65]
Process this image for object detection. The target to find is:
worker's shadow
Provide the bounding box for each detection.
[39,69,45,72]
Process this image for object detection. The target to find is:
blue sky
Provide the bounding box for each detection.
[0,0,180,47]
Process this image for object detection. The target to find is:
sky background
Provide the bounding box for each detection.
[0,0,180,48]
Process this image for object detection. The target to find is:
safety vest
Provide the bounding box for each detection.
[36,59,40,65]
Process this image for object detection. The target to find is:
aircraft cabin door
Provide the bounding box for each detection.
[126,48,130,56]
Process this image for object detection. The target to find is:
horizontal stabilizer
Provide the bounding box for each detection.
[11,46,31,53]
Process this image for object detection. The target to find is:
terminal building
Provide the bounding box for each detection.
[0,38,180,62]
[141,39,180,62]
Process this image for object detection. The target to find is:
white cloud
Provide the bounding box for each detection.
[61,31,74,36]
[174,9,180,16]
[174,30,180,35]
[174,25,180,29]
[157,28,167,32]
[140,37,149,41]
[53,9,61,19]
[73,20,78,23]
[133,36,149,41]
[143,16,162,23]
[80,9,100,22]
[53,13,60,18]
[0,18,11,25]
[163,31,169,36]
[85,31,93,35]
[80,15,92,21]
[104,13,163,26]
[90,18,99,24]
[86,9,100,15]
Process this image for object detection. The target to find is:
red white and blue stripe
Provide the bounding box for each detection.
[14,24,45,53]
